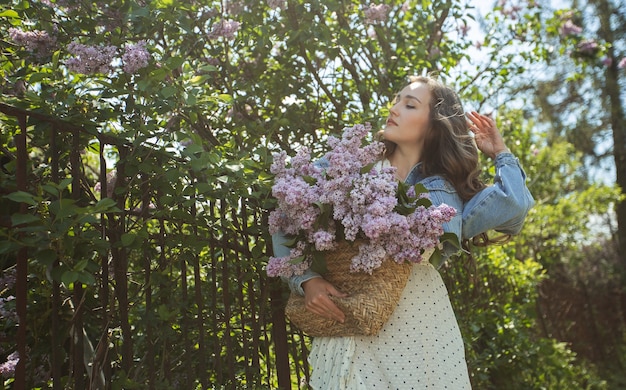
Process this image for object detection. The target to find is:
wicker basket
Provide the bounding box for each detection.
[285,241,412,337]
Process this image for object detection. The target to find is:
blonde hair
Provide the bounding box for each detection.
[378,75,485,201]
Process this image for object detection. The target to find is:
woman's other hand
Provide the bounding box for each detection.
[467,111,510,159]
[302,277,348,323]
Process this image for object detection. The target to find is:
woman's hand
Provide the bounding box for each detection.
[467,111,510,159]
[302,277,348,323]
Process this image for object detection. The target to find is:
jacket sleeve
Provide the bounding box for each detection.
[461,152,535,240]
[272,231,321,296]
[419,176,464,266]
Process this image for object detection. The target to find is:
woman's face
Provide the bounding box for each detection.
[384,81,432,147]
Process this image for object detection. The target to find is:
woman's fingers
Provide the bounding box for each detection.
[467,111,493,132]
[303,278,346,323]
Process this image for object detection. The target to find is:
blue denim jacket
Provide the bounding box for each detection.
[272,152,534,295]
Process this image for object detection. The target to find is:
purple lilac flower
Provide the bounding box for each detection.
[122,41,151,74]
[0,296,17,323]
[618,58,626,69]
[364,4,391,24]
[266,242,311,277]
[226,1,244,15]
[0,269,16,290]
[559,20,582,37]
[458,22,470,37]
[94,169,117,198]
[577,39,598,55]
[0,352,19,379]
[268,0,284,9]
[9,27,57,58]
[266,123,456,278]
[208,20,241,40]
[65,42,117,75]
[351,242,386,273]
[310,229,337,251]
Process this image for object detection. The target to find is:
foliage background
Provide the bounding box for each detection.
[0,0,624,389]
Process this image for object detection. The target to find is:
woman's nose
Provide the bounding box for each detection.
[389,104,398,116]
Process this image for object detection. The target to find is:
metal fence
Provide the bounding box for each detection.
[1,103,308,389]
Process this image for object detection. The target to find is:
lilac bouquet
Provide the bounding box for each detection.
[267,123,457,278]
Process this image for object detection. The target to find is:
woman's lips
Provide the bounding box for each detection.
[386,119,397,126]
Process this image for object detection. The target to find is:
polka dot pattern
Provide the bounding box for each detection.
[308,263,471,389]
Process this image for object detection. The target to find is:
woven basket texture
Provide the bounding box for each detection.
[285,241,412,337]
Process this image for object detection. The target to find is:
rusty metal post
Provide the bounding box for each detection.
[14,114,28,390]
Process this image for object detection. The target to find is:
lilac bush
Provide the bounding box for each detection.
[65,42,117,75]
[8,27,57,59]
[267,124,456,277]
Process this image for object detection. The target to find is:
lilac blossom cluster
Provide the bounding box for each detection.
[267,123,456,277]
[576,39,599,56]
[208,20,241,40]
[0,269,16,291]
[8,27,57,59]
[0,295,17,323]
[0,269,18,378]
[559,20,582,37]
[65,42,117,75]
[122,41,151,74]
[363,4,391,24]
[94,169,117,198]
[0,268,17,320]
[267,0,284,9]
[65,41,151,75]
[0,352,18,379]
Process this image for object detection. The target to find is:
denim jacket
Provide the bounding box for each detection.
[272,151,534,295]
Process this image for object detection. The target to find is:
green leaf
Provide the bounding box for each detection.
[440,232,460,248]
[412,183,429,196]
[0,10,19,18]
[429,249,443,269]
[93,198,120,213]
[4,191,39,206]
[61,270,79,287]
[58,177,74,190]
[302,175,317,185]
[121,232,136,246]
[157,304,176,321]
[165,56,185,69]
[414,197,432,207]
[50,199,77,219]
[288,255,305,265]
[309,251,328,274]
[217,94,232,103]
[11,213,40,226]
[155,0,173,8]
[161,85,177,98]
[33,249,57,267]
[74,259,89,271]
[76,271,96,286]
[360,162,375,174]
[41,184,59,196]
[28,72,50,82]
[0,240,20,254]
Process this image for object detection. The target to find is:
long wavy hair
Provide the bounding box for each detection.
[378,75,485,202]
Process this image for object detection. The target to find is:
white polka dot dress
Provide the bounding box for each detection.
[308,262,471,389]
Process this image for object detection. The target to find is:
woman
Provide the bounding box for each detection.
[274,75,534,389]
